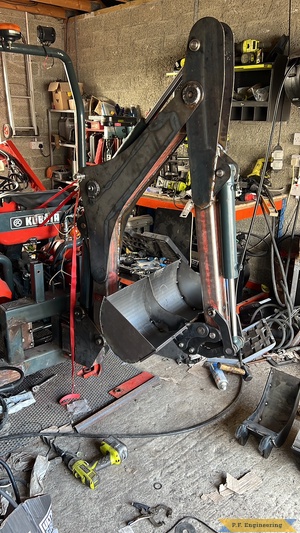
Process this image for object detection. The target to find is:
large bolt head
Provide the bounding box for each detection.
[182,82,203,107]
[86,180,101,198]
[189,38,201,51]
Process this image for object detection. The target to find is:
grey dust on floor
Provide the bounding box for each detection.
[2,354,300,533]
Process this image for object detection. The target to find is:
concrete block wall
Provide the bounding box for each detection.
[66,0,300,180]
[0,9,65,182]
[66,0,300,286]
[0,1,299,286]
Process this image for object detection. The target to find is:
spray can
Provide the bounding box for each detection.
[208,362,228,391]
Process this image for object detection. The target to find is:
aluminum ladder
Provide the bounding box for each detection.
[1,13,38,139]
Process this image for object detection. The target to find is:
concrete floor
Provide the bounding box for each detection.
[3,354,300,533]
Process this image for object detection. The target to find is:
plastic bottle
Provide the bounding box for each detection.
[208,362,228,390]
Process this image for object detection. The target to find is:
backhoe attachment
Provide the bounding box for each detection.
[80,17,275,365]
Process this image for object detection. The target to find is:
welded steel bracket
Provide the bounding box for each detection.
[235,368,300,458]
[80,86,200,293]
[80,17,231,296]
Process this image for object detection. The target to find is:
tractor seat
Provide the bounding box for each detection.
[7,189,71,209]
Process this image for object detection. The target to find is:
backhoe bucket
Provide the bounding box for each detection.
[235,368,300,458]
[100,260,203,362]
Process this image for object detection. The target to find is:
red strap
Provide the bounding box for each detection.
[38,181,77,209]
[39,189,78,227]
[70,192,80,394]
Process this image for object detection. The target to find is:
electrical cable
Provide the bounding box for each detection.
[276,314,294,349]
[261,205,292,318]
[0,478,27,488]
[0,488,18,510]
[39,147,50,158]
[0,459,20,504]
[267,317,287,349]
[172,192,185,210]
[0,397,8,432]
[165,515,219,533]
[269,219,286,307]
[249,302,280,324]
[0,377,243,442]
[236,62,297,298]
[245,232,270,257]
[283,197,300,235]
[248,301,297,351]
[284,198,300,276]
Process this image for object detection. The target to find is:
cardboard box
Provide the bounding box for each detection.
[89,95,116,116]
[48,81,83,110]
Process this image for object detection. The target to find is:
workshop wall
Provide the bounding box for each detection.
[0,9,65,182]
[66,0,300,287]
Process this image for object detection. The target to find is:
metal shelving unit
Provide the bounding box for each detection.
[47,108,78,174]
[231,55,291,122]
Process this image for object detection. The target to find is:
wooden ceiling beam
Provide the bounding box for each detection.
[0,1,67,19]
[33,0,93,12]
[92,1,106,7]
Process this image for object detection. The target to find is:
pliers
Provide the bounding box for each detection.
[127,501,172,527]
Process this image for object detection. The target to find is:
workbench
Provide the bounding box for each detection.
[136,192,287,221]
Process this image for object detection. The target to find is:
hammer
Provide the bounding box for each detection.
[217,362,253,381]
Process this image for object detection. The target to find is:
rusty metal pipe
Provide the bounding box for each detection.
[194,202,228,326]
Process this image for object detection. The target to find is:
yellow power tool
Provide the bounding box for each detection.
[41,435,127,489]
[235,39,263,64]
[94,435,128,470]
[236,39,260,54]
[247,157,265,179]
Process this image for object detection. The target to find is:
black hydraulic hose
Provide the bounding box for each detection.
[0,377,243,442]
[0,253,14,296]
[0,42,86,169]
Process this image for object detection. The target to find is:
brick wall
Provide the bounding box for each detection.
[66,0,300,181]
[1,1,300,285]
[66,0,300,285]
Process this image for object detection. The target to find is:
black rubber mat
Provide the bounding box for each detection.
[0,350,142,454]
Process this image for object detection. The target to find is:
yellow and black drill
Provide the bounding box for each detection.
[41,435,127,490]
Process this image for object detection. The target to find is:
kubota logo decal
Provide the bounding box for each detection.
[10,212,60,229]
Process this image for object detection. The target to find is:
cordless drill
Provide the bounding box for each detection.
[41,435,127,490]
